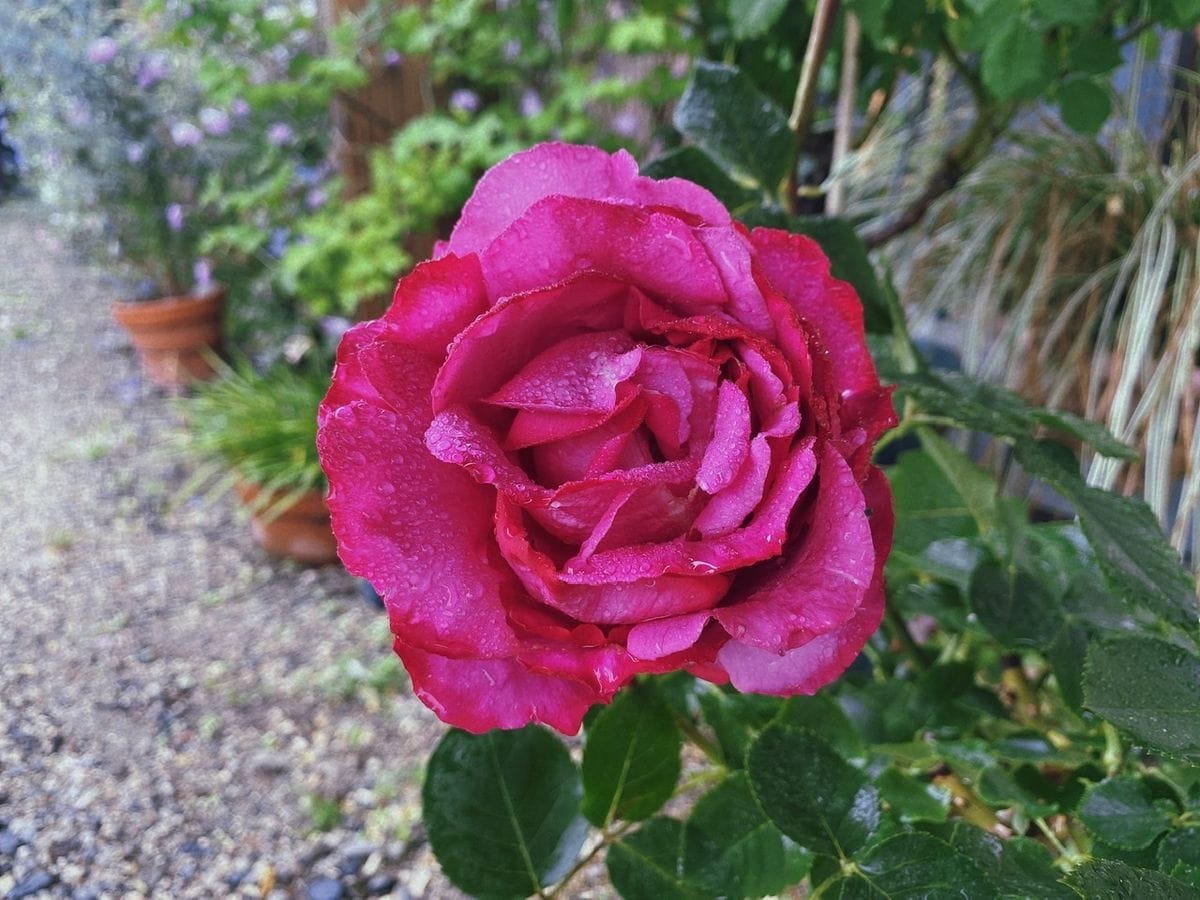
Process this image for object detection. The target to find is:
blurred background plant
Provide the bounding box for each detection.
[0,1,224,299]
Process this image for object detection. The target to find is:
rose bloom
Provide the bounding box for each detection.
[317,143,896,734]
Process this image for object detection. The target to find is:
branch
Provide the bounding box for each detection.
[828,11,861,215]
[785,0,841,213]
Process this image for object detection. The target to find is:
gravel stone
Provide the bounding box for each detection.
[0,202,464,896]
[305,876,346,900]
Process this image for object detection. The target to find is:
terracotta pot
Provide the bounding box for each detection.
[112,286,224,389]
[234,481,339,566]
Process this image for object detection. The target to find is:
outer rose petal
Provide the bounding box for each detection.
[447,142,731,256]
[395,641,600,735]
[749,227,880,398]
[317,324,519,659]
[381,253,489,356]
[713,446,874,653]
[715,468,894,694]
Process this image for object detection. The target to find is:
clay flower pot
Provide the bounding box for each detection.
[234,480,339,566]
[112,286,224,389]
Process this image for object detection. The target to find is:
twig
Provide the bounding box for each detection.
[785,0,841,213]
[828,11,861,215]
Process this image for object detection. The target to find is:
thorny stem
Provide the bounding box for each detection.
[935,772,1003,832]
[786,0,841,214]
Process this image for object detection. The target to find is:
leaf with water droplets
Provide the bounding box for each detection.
[1083,636,1200,761]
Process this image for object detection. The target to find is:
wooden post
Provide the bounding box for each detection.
[320,0,428,198]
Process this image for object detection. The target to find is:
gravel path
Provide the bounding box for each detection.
[0,201,463,899]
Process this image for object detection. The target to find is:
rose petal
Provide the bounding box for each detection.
[317,330,519,659]
[696,380,751,493]
[486,331,640,413]
[627,611,712,661]
[382,253,489,356]
[713,446,874,653]
[695,225,772,334]
[693,434,772,538]
[395,640,599,735]
[479,197,728,311]
[448,142,731,256]
[561,439,817,583]
[715,585,883,696]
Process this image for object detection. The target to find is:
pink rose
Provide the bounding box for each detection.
[317,143,896,734]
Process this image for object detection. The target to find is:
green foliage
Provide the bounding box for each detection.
[423,726,588,898]
[581,681,682,827]
[177,357,328,509]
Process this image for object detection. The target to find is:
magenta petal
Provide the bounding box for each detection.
[716,584,884,696]
[487,331,641,413]
[561,439,817,584]
[627,612,712,661]
[695,225,772,334]
[382,253,489,356]
[714,447,874,653]
[479,197,727,310]
[395,641,599,735]
[447,142,731,256]
[317,336,519,659]
[693,435,772,538]
[696,380,751,493]
[750,228,880,398]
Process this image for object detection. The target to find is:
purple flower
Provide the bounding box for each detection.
[611,109,640,138]
[383,49,404,67]
[171,121,202,147]
[66,100,92,128]
[230,97,251,118]
[503,39,522,62]
[267,122,294,146]
[86,37,118,65]
[126,143,146,164]
[519,89,544,119]
[199,107,231,136]
[193,258,213,293]
[449,89,480,116]
[305,187,327,210]
[137,53,169,90]
[165,203,185,233]
[319,316,352,342]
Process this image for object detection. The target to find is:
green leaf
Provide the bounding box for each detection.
[1067,35,1123,75]
[775,694,865,760]
[1028,408,1137,461]
[1065,858,1198,899]
[748,726,881,858]
[887,449,978,557]
[673,60,793,191]
[969,558,1063,649]
[981,16,1054,101]
[642,146,760,213]
[607,817,708,900]
[1159,827,1200,885]
[1015,438,1198,630]
[924,822,1077,899]
[1058,77,1112,135]
[919,430,1008,555]
[423,727,587,898]
[828,833,998,898]
[581,682,682,826]
[696,687,782,768]
[1035,0,1099,26]
[875,768,952,823]
[728,0,791,40]
[893,371,1135,460]
[977,765,1060,818]
[1084,637,1200,761]
[1080,777,1175,850]
[684,772,812,898]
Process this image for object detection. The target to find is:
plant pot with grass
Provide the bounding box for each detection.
[180,357,338,566]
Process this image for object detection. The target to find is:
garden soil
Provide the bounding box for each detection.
[0,201,467,899]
